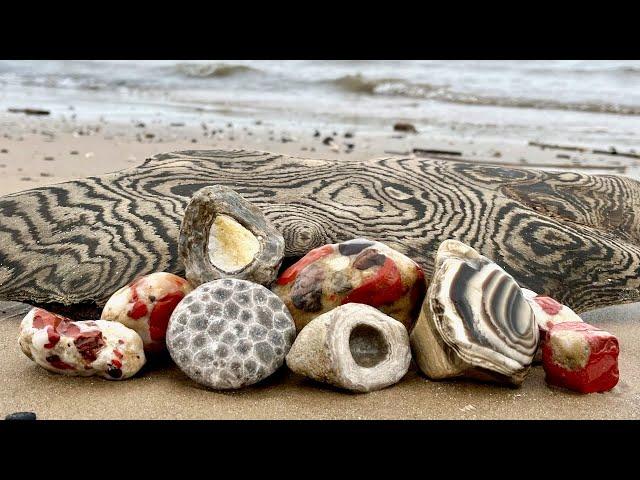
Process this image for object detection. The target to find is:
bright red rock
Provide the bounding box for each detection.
[342,257,405,307]
[277,244,335,286]
[533,296,563,315]
[542,321,619,394]
[101,272,193,352]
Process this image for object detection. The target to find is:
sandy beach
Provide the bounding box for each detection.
[1,111,639,197]
[1,109,639,420]
[1,300,638,420]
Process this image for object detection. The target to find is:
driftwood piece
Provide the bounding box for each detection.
[1,149,640,314]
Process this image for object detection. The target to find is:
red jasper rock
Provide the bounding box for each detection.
[542,321,619,394]
[19,307,146,380]
[101,272,193,353]
[273,238,426,331]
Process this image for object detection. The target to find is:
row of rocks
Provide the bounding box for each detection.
[17,186,620,395]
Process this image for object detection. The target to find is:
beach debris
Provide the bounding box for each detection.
[19,308,146,380]
[179,185,285,287]
[521,288,583,363]
[413,148,462,157]
[273,238,426,332]
[393,122,418,134]
[286,303,411,392]
[542,321,619,393]
[44,156,54,161]
[70,150,78,155]
[101,272,193,353]
[7,108,50,116]
[166,279,296,389]
[344,131,354,138]
[410,240,538,386]
[0,149,7,154]
[313,130,321,137]
[5,412,37,420]
[322,136,334,145]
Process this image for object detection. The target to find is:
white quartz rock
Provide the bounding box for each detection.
[521,288,583,363]
[286,303,411,392]
[19,307,145,380]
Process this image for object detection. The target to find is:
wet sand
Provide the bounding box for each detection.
[1,113,639,419]
[1,112,638,196]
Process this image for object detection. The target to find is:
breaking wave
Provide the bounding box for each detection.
[174,63,259,78]
[328,74,640,115]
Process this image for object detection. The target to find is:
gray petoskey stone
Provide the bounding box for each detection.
[167,278,296,389]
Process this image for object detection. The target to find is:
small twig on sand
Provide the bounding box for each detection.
[412,148,462,156]
[7,108,51,116]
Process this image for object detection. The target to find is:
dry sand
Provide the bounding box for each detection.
[1,306,638,420]
[1,113,639,419]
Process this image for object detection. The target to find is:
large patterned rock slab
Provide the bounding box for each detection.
[410,239,538,386]
[179,185,284,287]
[166,279,296,389]
[286,303,411,393]
[2,149,640,314]
[273,238,425,331]
[19,307,145,380]
[101,272,193,353]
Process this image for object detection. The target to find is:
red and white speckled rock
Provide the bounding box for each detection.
[101,272,193,352]
[19,307,145,380]
[522,288,583,362]
[542,321,619,394]
[273,238,426,332]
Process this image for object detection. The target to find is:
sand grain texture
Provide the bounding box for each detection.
[1,302,637,419]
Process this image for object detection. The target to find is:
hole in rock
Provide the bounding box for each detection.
[208,214,260,273]
[349,324,389,368]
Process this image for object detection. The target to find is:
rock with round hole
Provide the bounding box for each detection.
[19,307,145,380]
[410,239,538,386]
[285,303,411,393]
[101,272,193,353]
[166,278,296,389]
[179,185,285,287]
[273,238,426,332]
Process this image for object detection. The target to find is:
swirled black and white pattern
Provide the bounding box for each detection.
[1,149,640,313]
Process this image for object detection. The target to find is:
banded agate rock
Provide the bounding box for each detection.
[101,272,193,353]
[410,239,538,386]
[273,238,426,332]
[286,303,411,393]
[542,321,619,393]
[522,288,583,363]
[179,185,285,287]
[19,308,145,380]
[166,279,296,389]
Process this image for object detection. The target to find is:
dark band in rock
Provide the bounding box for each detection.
[1,149,639,314]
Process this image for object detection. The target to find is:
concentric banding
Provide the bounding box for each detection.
[433,250,538,378]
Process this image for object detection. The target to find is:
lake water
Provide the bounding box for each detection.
[0,60,638,149]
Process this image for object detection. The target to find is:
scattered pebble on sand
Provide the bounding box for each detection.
[1,148,7,153]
